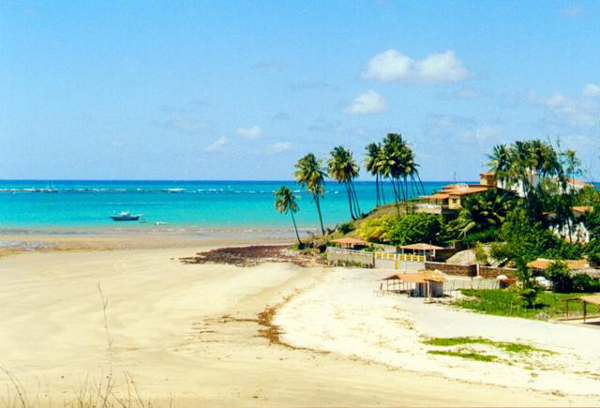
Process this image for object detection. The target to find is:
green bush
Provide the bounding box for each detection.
[337,222,355,234]
[474,242,489,266]
[494,208,584,263]
[585,239,600,265]
[356,215,396,243]
[545,261,573,293]
[572,274,600,293]
[388,213,442,246]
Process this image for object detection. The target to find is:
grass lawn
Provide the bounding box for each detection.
[455,289,600,320]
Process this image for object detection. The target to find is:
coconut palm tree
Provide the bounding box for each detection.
[450,189,515,238]
[328,146,361,220]
[487,144,512,188]
[380,133,407,213]
[274,186,302,245]
[294,153,327,235]
[365,142,383,207]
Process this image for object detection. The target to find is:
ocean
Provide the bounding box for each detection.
[0,180,451,233]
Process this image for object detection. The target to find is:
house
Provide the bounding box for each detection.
[331,237,370,250]
[381,271,445,297]
[416,183,491,214]
[546,206,594,243]
[527,258,592,273]
[480,169,593,196]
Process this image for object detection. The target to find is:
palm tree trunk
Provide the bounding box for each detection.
[290,211,302,245]
[314,194,326,235]
[381,177,386,204]
[390,178,401,216]
[349,181,361,217]
[344,181,356,220]
[375,174,380,207]
[416,174,426,196]
[397,178,406,202]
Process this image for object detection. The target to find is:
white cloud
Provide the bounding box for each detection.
[204,136,227,152]
[536,85,600,127]
[268,141,293,154]
[362,49,468,84]
[583,83,600,97]
[236,125,262,139]
[344,90,389,115]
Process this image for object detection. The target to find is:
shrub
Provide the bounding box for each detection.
[474,242,489,266]
[337,222,355,234]
[572,274,600,293]
[545,261,573,293]
[585,239,600,266]
[356,215,396,243]
[495,208,584,263]
[388,213,442,246]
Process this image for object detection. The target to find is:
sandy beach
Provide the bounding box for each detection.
[1,236,599,406]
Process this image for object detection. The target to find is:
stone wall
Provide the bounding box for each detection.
[425,261,517,278]
[425,261,476,276]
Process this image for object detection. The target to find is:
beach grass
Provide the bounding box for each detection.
[427,349,497,362]
[455,289,600,319]
[424,336,552,355]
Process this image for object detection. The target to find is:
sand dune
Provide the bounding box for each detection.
[1,244,597,406]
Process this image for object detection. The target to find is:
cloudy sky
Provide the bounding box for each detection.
[1,1,599,180]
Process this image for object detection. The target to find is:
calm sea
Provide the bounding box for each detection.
[0,180,452,233]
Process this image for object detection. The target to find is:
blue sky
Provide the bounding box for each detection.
[1,1,599,180]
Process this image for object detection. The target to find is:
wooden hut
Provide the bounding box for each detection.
[381,271,445,297]
[331,237,370,250]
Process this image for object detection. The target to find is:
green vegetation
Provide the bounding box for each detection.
[455,289,600,319]
[286,136,600,311]
[428,350,497,362]
[274,186,302,246]
[356,215,396,242]
[388,213,443,246]
[328,146,361,220]
[449,189,516,241]
[424,336,552,354]
[294,153,327,235]
[337,222,355,234]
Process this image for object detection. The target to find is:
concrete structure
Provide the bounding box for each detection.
[416,183,491,214]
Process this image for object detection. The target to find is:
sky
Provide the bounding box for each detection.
[1,0,599,181]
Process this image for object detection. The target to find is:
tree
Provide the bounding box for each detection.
[515,258,541,309]
[356,215,396,243]
[274,186,302,245]
[294,153,327,235]
[449,189,515,239]
[487,144,512,188]
[545,261,573,293]
[365,142,384,207]
[388,213,442,246]
[328,146,361,220]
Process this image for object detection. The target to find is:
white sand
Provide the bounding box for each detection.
[1,244,598,406]
[277,267,600,398]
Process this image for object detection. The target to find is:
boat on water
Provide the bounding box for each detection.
[110,211,142,221]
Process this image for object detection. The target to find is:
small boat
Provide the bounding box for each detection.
[110,211,142,221]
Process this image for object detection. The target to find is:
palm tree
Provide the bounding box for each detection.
[380,133,407,214]
[365,142,383,207]
[487,144,512,189]
[329,146,361,220]
[274,186,302,245]
[450,189,515,238]
[294,153,327,235]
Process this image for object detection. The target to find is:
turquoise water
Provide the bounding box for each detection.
[0,180,450,232]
